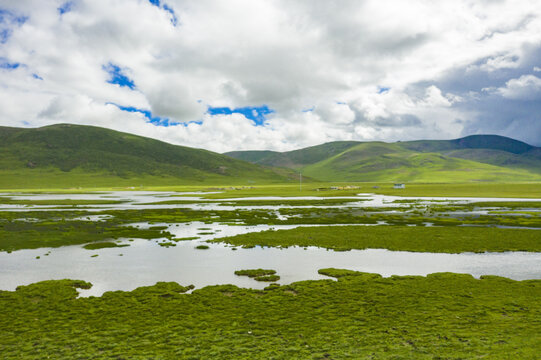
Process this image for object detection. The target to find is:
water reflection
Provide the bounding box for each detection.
[1,236,540,297]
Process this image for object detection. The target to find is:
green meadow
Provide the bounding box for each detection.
[0,271,539,359]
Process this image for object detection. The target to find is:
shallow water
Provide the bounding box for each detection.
[1,191,540,296]
[1,237,539,297]
[2,191,540,213]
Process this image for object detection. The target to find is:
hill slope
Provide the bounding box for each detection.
[0,124,296,188]
[225,141,361,168]
[225,135,541,182]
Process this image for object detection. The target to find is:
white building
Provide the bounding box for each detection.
[393,183,405,189]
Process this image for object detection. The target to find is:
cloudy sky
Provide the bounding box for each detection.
[1,0,541,152]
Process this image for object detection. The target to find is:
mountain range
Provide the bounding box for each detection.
[226,135,541,182]
[1,124,540,189]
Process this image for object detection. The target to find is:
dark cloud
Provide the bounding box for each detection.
[404,44,541,146]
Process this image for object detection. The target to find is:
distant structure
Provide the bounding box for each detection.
[393,183,405,189]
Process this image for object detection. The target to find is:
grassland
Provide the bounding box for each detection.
[213,226,541,253]
[301,147,541,182]
[0,124,299,189]
[0,272,539,359]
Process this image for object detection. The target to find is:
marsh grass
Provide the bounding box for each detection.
[214,226,541,253]
[0,210,174,252]
[174,236,199,241]
[254,275,280,282]
[82,242,129,250]
[234,269,277,278]
[158,242,177,247]
[0,273,539,358]
[2,193,541,253]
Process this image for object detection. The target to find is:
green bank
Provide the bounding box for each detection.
[213,225,541,253]
[1,272,539,359]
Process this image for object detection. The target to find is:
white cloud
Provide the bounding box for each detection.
[313,102,355,125]
[0,0,540,150]
[422,86,452,107]
[498,74,541,100]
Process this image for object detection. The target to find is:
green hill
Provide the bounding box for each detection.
[224,150,280,165]
[225,141,360,168]
[0,124,297,189]
[225,135,541,182]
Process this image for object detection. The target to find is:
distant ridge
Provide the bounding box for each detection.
[402,134,535,154]
[0,124,298,188]
[225,135,541,182]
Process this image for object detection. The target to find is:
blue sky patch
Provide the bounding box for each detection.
[0,28,9,43]
[162,4,178,26]
[103,63,136,90]
[0,59,20,70]
[114,105,175,126]
[148,0,178,26]
[0,9,28,25]
[32,73,43,80]
[110,103,202,127]
[207,105,274,126]
[0,8,28,43]
[378,87,390,94]
[58,2,74,15]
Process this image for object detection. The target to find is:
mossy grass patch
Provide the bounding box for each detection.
[1,273,540,358]
[254,275,280,282]
[83,242,130,250]
[235,269,277,278]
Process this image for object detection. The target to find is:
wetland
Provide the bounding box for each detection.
[1,185,541,358]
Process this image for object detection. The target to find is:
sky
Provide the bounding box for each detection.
[1,0,541,152]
